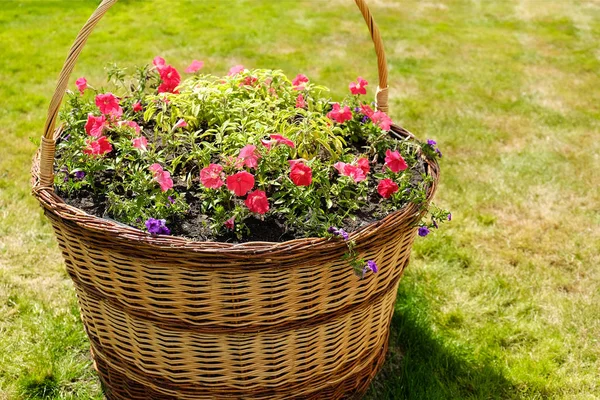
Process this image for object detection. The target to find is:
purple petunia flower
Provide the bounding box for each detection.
[354,107,360,112]
[74,171,86,180]
[427,139,437,146]
[361,115,369,123]
[432,219,439,229]
[145,218,171,235]
[448,213,452,221]
[366,260,378,273]
[435,148,443,158]
[328,226,349,241]
[418,226,430,237]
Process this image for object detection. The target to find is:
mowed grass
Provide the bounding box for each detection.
[1,0,599,399]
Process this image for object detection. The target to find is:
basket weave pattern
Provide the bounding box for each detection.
[31,0,440,398]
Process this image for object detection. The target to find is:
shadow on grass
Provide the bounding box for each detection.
[364,285,521,400]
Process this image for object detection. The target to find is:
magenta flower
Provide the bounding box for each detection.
[228,64,245,76]
[75,77,87,95]
[327,103,352,124]
[185,60,204,73]
[349,77,368,95]
[292,74,309,90]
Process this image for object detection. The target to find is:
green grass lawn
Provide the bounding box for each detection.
[1,0,599,399]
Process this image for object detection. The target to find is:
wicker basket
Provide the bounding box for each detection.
[31,1,440,399]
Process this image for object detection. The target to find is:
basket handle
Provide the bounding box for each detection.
[38,0,389,187]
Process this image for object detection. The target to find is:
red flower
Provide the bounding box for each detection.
[360,104,374,118]
[118,120,141,134]
[224,216,235,230]
[327,103,353,124]
[245,190,269,214]
[228,64,244,76]
[289,162,312,186]
[333,162,366,183]
[384,149,408,173]
[239,145,261,168]
[132,102,143,112]
[240,76,258,87]
[132,136,148,151]
[349,76,368,95]
[83,136,112,157]
[371,111,392,131]
[377,178,399,198]
[200,164,225,189]
[84,114,107,137]
[292,74,309,90]
[357,157,370,175]
[295,93,306,108]
[95,93,123,118]
[149,163,173,192]
[185,60,204,73]
[226,171,255,196]
[157,65,181,94]
[75,77,87,95]
[270,134,295,148]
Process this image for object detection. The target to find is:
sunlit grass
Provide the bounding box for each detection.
[1,0,599,399]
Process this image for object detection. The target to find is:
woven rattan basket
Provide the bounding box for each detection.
[31,1,440,398]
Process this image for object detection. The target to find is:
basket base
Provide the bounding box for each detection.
[94,335,388,400]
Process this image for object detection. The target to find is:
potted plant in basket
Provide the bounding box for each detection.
[32,1,449,398]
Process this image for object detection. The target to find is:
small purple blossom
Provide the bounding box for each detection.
[361,115,369,123]
[427,139,437,146]
[354,107,360,112]
[74,171,86,180]
[64,134,71,141]
[145,218,171,235]
[435,148,443,157]
[432,219,439,229]
[366,260,378,273]
[418,226,430,237]
[167,196,175,206]
[328,226,349,241]
[448,213,452,221]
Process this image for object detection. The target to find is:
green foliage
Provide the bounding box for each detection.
[54,64,444,239]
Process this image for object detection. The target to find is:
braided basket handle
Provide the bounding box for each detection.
[38,0,389,187]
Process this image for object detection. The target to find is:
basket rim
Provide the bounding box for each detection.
[31,124,440,255]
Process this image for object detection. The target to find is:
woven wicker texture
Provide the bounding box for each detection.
[31,1,441,398]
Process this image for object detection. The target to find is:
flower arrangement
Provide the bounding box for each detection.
[55,57,449,274]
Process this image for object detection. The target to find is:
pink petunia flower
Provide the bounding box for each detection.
[95,93,123,118]
[333,162,366,183]
[377,178,399,198]
[226,171,255,196]
[295,93,306,108]
[349,77,368,95]
[132,136,148,151]
[224,216,235,230]
[75,77,87,95]
[269,134,295,148]
[384,149,408,173]
[149,163,173,192]
[327,103,352,124]
[238,144,261,168]
[371,111,392,131]
[173,119,188,129]
[84,114,107,137]
[132,102,143,112]
[200,164,225,189]
[292,74,309,90]
[245,190,269,214]
[153,56,166,68]
[360,104,374,118]
[357,157,370,175]
[185,60,204,73]
[289,162,312,186]
[83,136,112,157]
[118,120,141,134]
[228,64,245,76]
